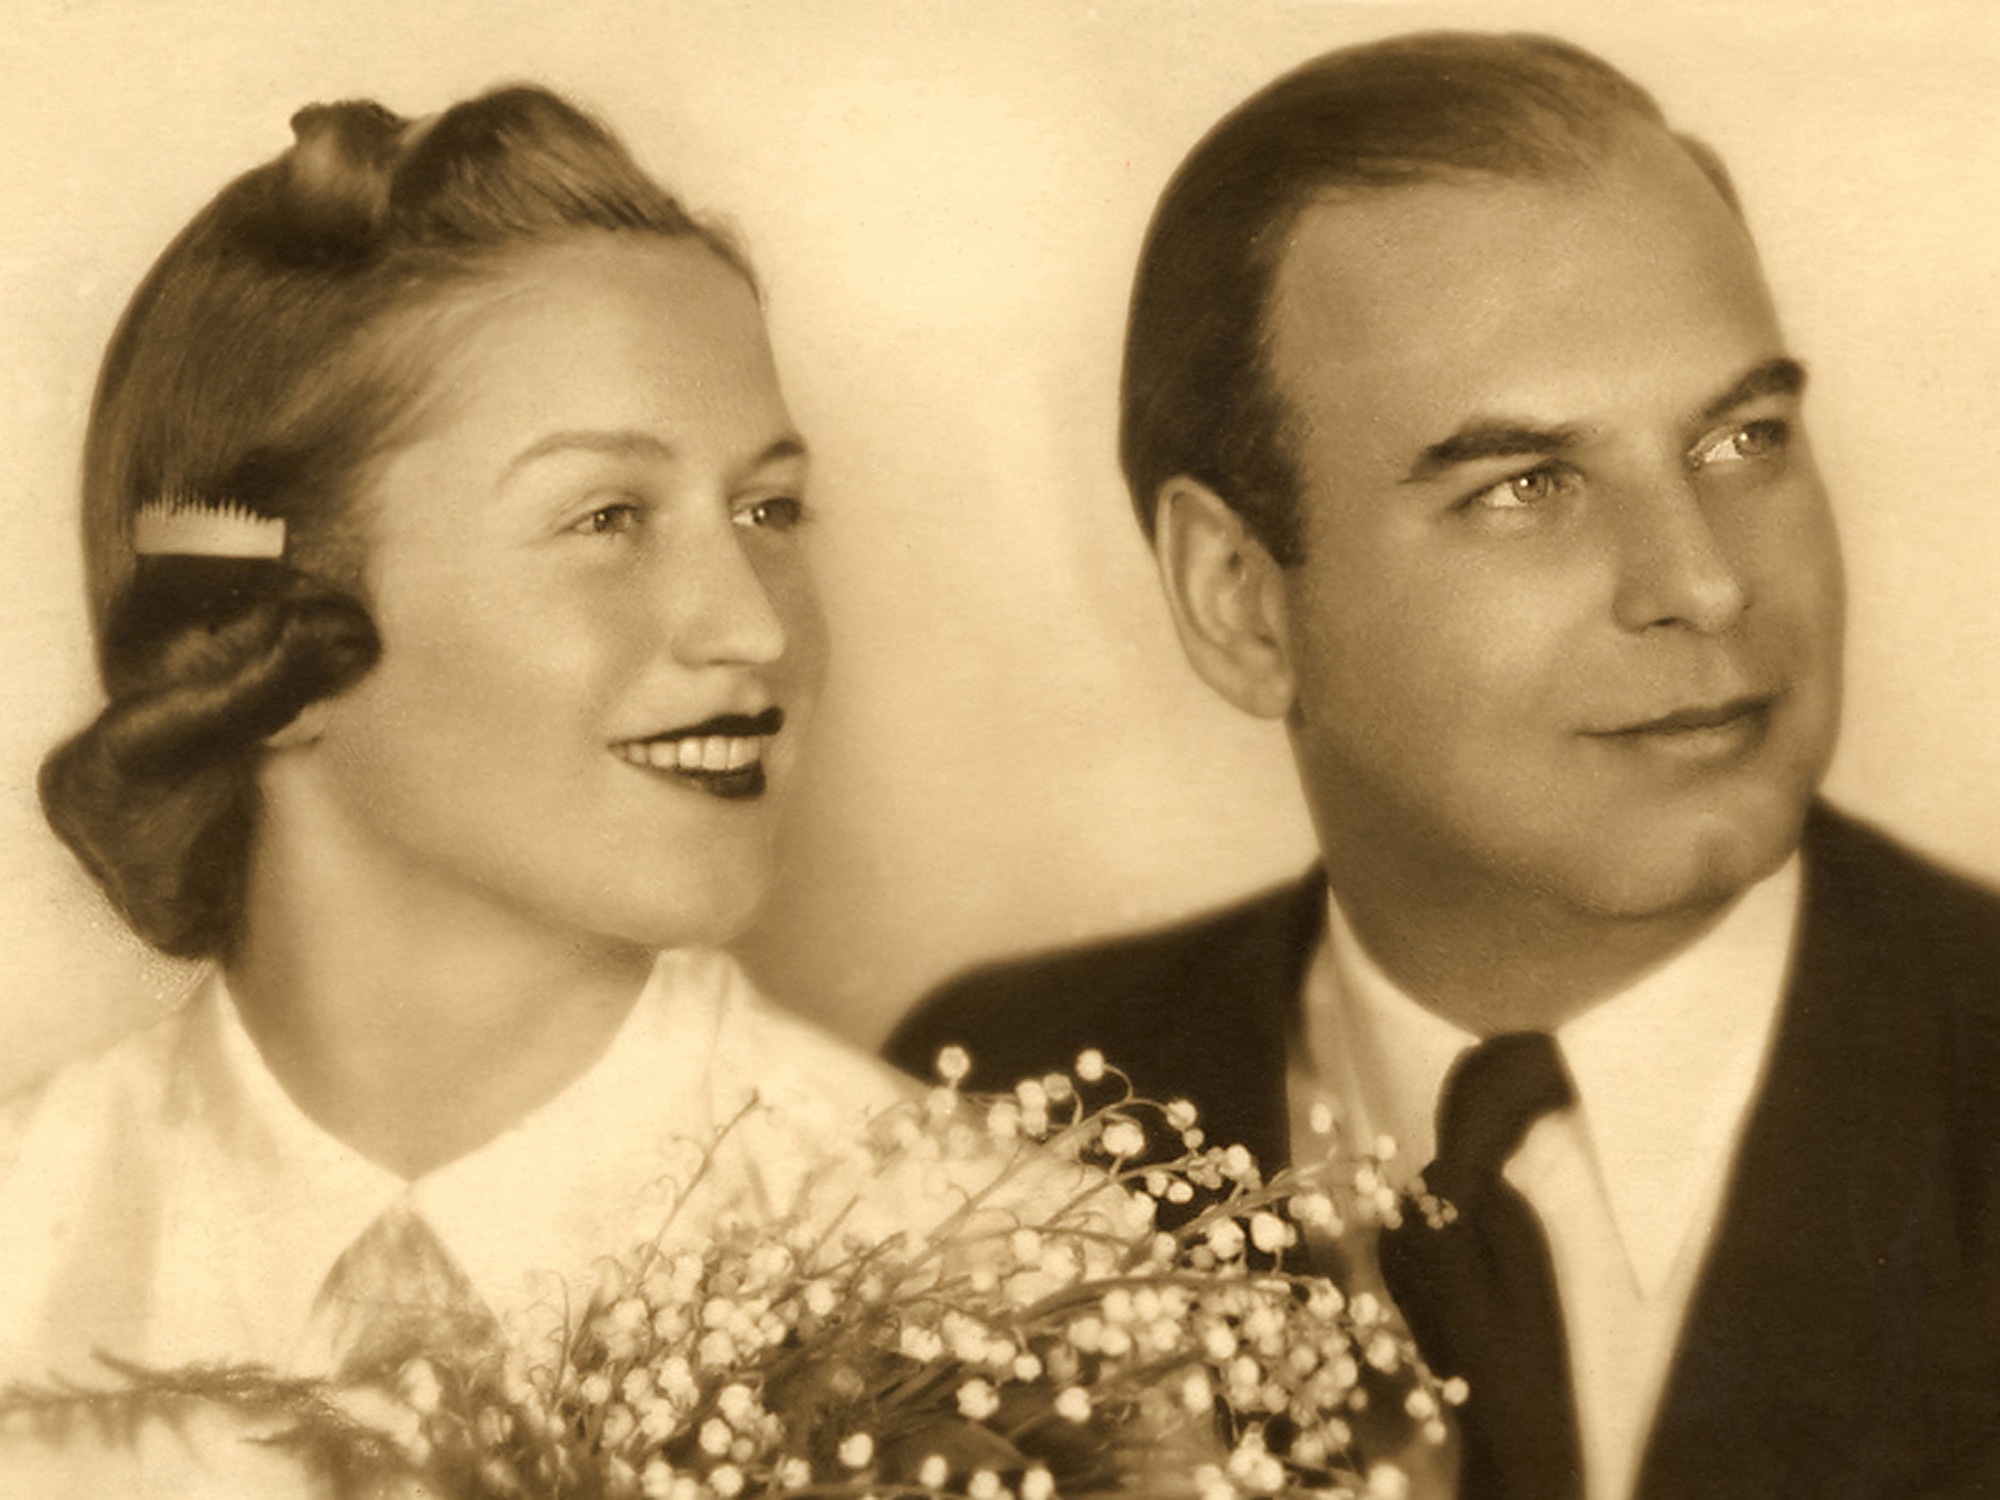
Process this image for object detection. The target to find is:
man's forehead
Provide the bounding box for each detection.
[1264,129,1779,447]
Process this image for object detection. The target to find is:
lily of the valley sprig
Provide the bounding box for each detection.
[0,1048,1458,1499]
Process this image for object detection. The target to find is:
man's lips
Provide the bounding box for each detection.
[1592,694,1772,738]
[614,708,784,775]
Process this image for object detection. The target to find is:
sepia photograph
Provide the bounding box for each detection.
[0,0,1995,1494]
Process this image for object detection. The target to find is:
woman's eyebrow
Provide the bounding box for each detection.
[502,432,809,483]
[502,429,676,481]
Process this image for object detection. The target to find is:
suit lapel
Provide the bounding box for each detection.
[1635,814,1950,1497]
[1156,869,1326,1175]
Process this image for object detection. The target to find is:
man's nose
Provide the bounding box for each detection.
[1608,470,1750,636]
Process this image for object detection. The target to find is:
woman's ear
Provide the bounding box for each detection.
[263,699,333,752]
[1152,477,1295,720]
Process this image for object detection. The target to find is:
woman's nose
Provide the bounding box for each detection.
[663,523,789,667]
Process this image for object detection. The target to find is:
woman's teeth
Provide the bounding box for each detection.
[622,735,765,772]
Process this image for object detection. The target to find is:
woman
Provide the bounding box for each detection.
[0,85,913,1390]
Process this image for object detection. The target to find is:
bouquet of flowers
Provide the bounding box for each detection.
[0,1048,1456,1499]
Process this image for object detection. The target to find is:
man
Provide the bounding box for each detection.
[887,32,2000,1499]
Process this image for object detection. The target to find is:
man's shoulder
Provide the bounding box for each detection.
[883,871,1323,1090]
[1803,801,2000,1002]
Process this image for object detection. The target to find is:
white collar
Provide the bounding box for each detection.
[166,948,743,1361]
[1310,857,1800,1294]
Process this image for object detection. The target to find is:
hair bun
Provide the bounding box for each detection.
[279,100,410,260]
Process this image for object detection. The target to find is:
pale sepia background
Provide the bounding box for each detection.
[3,0,1995,1095]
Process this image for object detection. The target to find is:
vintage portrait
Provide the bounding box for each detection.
[0,1,1995,1495]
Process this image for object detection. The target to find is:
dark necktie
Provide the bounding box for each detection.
[1378,1032,1584,1500]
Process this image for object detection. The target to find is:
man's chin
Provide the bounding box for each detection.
[1553,795,1813,922]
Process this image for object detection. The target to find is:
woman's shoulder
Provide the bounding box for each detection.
[0,1000,198,1182]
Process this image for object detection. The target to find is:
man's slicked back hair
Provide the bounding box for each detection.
[1121,31,1741,564]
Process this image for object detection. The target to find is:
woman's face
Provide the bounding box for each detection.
[290,234,824,952]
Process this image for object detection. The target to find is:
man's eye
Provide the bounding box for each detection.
[1692,419,1789,469]
[571,501,642,536]
[736,496,808,531]
[1465,466,1565,512]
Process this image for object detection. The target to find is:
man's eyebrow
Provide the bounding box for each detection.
[1695,356,1808,426]
[501,430,808,481]
[1397,358,1810,486]
[1402,420,1588,484]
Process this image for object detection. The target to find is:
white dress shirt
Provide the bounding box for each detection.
[0,947,917,1386]
[1292,859,1800,1500]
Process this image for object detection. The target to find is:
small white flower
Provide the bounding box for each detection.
[641,1458,677,1500]
[699,1416,733,1455]
[1012,1352,1043,1382]
[710,1463,747,1498]
[1249,1211,1293,1254]
[957,1378,1002,1421]
[601,1402,637,1447]
[1442,1375,1471,1406]
[776,1457,813,1487]
[968,1471,1004,1500]
[716,1382,757,1427]
[1054,1386,1092,1422]
[1075,1048,1107,1082]
[987,1100,1022,1140]
[1206,1219,1247,1260]
[919,1454,951,1487]
[1181,1369,1216,1414]
[1101,1120,1147,1159]
[579,1372,614,1407]
[1290,1191,1338,1230]
[1021,1466,1056,1500]
[804,1279,839,1318]
[839,1432,875,1469]
[1308,1100,1337,1135]
[697,1329,737,1368]
[1367,1463,1410,1500]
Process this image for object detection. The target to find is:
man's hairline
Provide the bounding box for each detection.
[1170,121,1752,569]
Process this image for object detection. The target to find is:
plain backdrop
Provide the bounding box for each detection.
[2,0,1995,1095]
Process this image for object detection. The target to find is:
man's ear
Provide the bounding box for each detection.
[1153,477,1295,720]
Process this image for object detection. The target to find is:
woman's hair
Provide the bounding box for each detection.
[42,85,748,959]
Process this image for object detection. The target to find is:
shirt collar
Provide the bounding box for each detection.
[174,948,743,1360]
[1311,857,1800,1292]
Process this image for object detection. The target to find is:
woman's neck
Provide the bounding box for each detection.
[228,786,657,1181]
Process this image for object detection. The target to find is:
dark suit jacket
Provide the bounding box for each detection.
[886,804,2000,1496]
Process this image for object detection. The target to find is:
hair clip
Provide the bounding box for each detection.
[131,496,286,560]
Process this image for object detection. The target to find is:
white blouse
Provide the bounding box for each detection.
[0,948,918,1386]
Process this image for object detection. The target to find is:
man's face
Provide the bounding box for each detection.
[1264,128,1844,923]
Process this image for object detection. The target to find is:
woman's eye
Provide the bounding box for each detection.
[1464,465,1565,512]
[571,501,642,537]
[1692,418,1789,469]
[735,496,807,531]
